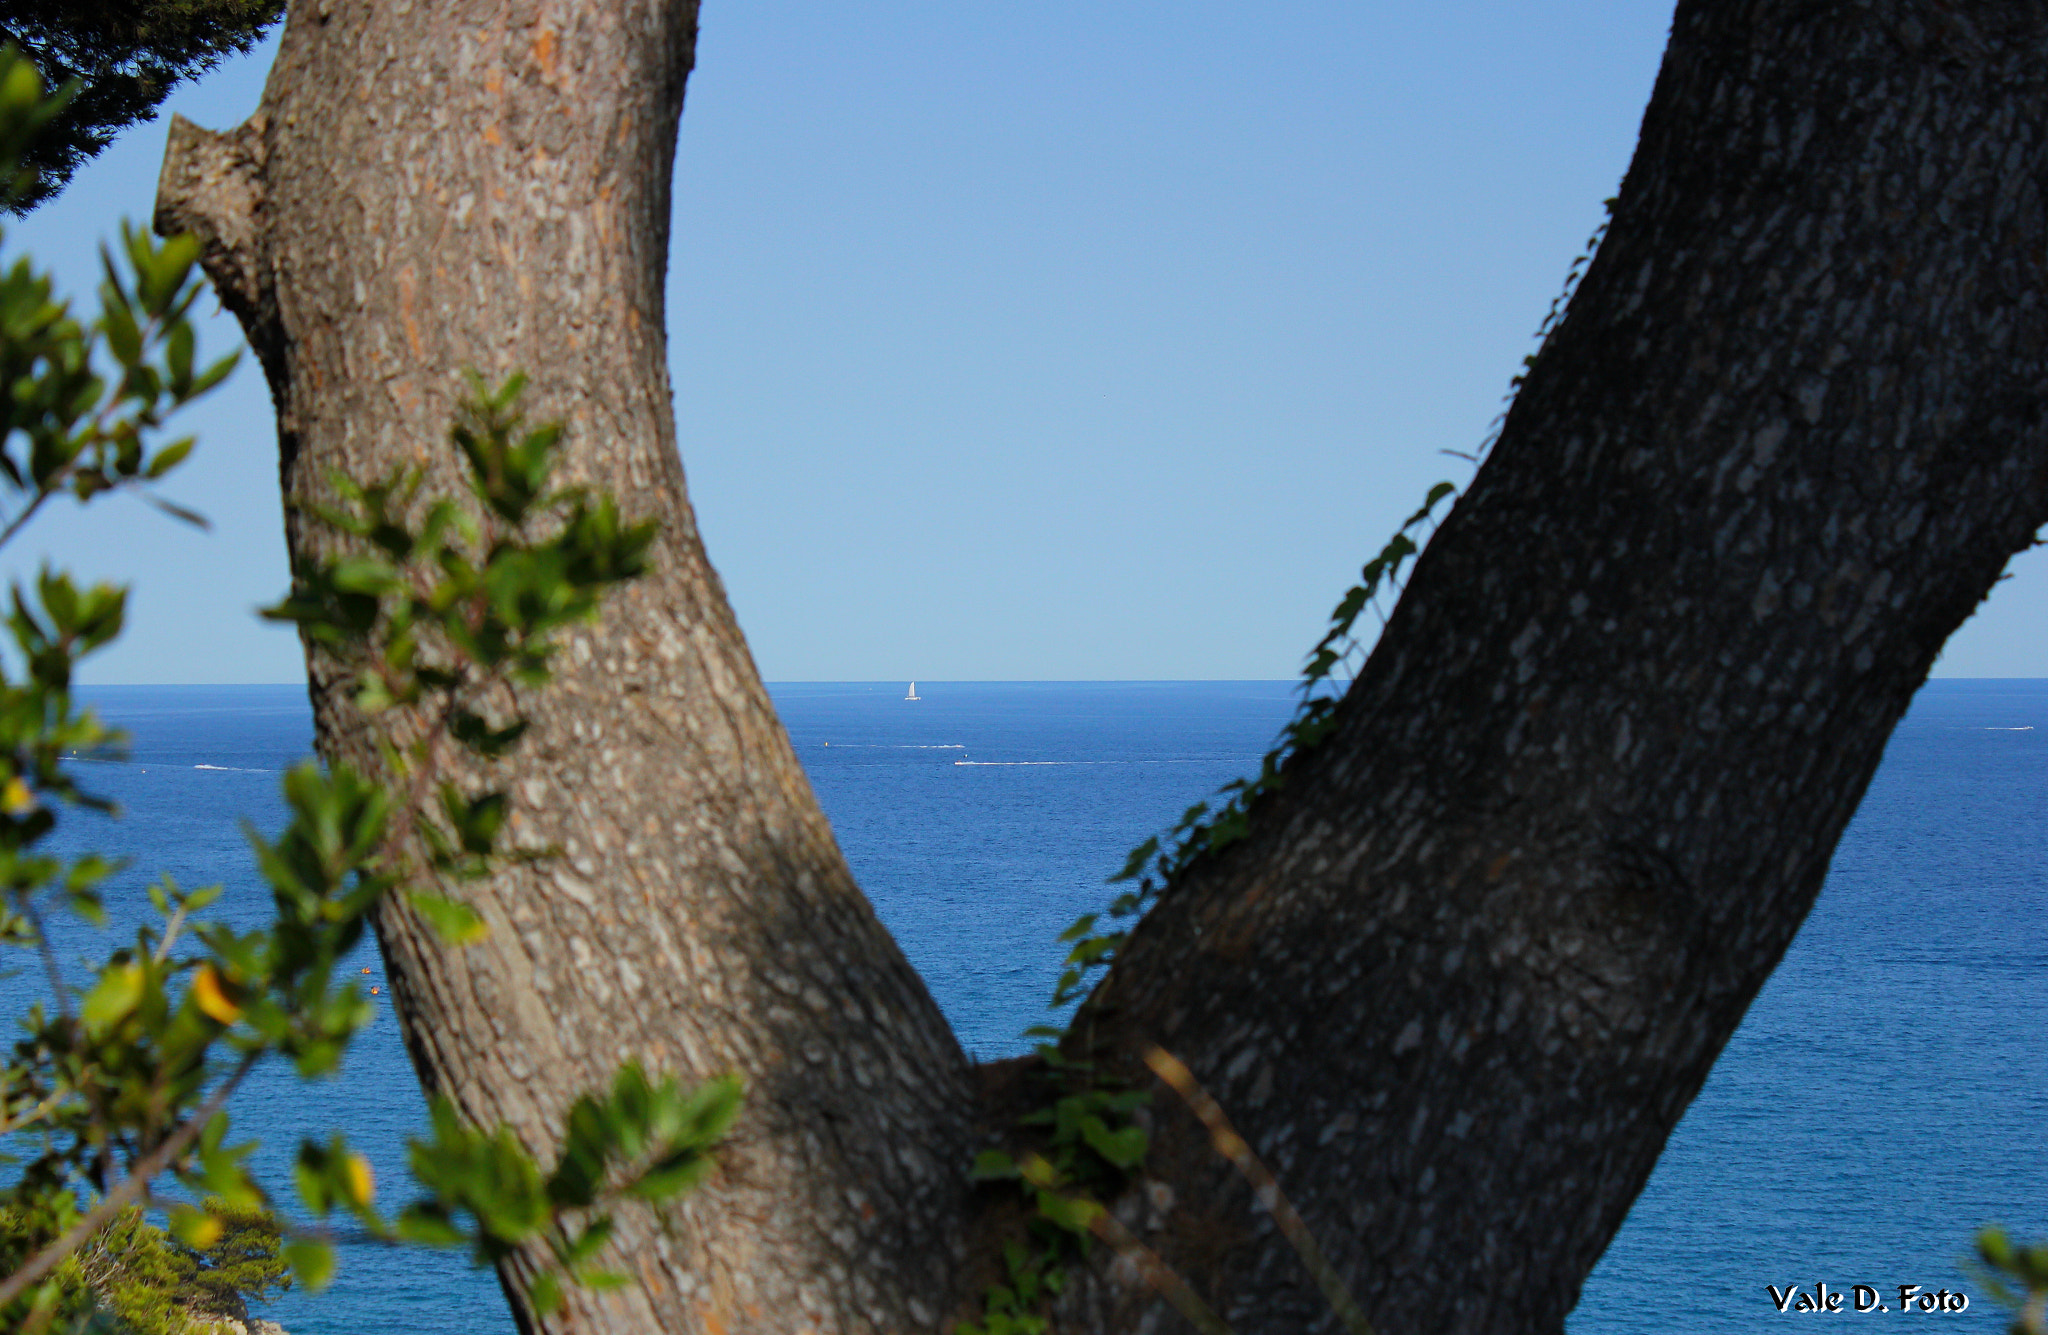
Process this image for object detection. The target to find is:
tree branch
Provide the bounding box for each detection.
[154,113,279,380]
[0,1049,260,1311]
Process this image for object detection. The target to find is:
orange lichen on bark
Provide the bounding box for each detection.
[397,266,424,358]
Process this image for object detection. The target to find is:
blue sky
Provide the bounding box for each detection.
[6,3,2042,682]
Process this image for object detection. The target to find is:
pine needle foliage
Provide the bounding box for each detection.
[0,2,283,210]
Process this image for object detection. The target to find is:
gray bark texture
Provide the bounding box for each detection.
[155,1,2048,1333]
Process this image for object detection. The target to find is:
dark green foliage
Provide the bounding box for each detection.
[0,1203,105,1334]
[0,4,283,210]
[1,1199,284,1335]
[161,1199,290,1318]
[91,1200,288,1334]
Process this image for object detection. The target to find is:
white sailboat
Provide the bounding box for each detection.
[905,681,920,701]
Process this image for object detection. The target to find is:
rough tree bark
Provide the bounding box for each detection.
[156,3,977,1331]
[156,2,2048,1334]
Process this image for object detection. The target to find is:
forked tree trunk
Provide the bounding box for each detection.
[158,2,2048,1333]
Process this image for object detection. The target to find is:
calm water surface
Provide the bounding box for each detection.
[8,680,2039,1332]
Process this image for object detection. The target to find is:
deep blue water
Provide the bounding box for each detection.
[7,680,2043,1332]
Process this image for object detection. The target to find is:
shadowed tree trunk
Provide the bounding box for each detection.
[157,1,2048,1333]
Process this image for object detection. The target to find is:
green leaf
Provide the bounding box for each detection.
[1056,913,1097,943]
[531,1271,564,1316]
[283,1239,336,1293]
[563,1214,615,1266]
[99,280,141,366]
[146,435,195,479]
[408,889,489,944]
[623,1154,713,1202]
[1108,837,1158,884]
[971,1149,1020,1182]
[394,1205,468,1248]
[80,960,144,1033]
[1034,1190,1102,1236]
[1080,1118,1148,1170]
[165,315,195,392]
[191,349,240,396]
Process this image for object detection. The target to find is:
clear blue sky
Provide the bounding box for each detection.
[7,3,2043,683]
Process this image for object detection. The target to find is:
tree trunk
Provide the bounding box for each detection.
[1064,2,2048,1331]
[156,3,977,1331]
[156,2,2048,1334]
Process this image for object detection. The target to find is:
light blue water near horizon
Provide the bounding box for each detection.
[8,679,2043,1332]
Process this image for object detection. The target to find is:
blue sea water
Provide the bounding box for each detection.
[9,679,2043,1332]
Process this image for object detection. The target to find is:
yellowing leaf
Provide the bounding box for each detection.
[2,776,34,815]
[192,963,242,1024]
[343,1153,375,1208]
[170,1207,223,1250]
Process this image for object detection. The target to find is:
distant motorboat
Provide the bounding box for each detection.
[905,681,920,701]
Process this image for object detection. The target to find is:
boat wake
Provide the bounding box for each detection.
[954,758,1208,767]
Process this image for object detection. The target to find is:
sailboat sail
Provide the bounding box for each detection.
[905,681,920,700]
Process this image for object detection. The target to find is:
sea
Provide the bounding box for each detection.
[8,679,2043,1333]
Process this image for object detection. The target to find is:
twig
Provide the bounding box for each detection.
[152,896,190,963]
[0,1049,260,1312]
[1088,1205,1237,1335]
[0,487,53,552]
[13,889,74,1021]
[0,1082,72,1137]
[1144,1046,1376,1335]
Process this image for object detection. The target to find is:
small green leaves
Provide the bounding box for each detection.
[1055,471,1462,1030]
[386,1066,741,1310]
[295,1136,378,1221]
[0,207,222,558]
[1108,835,1158,885]
[529,1270,565,1318]
[268,372,657,690]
